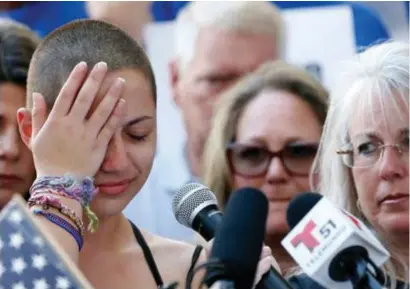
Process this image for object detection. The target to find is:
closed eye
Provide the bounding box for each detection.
[127,134,148,142]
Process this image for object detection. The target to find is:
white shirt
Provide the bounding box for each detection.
[123,146,196,242]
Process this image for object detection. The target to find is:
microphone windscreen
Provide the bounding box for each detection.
[286,192,322,230]
[208,187,268,289]
[172,182,218,227]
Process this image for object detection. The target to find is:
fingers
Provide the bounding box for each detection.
[259,246,281,273]
[97,98,126,145]
[259,256,275,275]
[253,256,276,288]
[260,246,272,259]
[31,93,47,137]
[69,62,108,120]
[88,77,125,134]
[50,62,88,117]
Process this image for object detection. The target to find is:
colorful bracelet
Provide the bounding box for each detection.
[32,209,84,250]
[30,174,99,232]
[28,194,85,237]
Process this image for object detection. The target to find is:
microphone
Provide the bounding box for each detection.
[204,187,268,289]
[172,183,294,289]
[172,183,223,241]
[281,192,390,289]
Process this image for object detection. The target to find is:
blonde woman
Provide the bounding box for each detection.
[202,61,329,274]
[308,41,409,289]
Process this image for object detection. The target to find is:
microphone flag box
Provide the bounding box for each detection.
[0,194,95,289]
[281,197,390,289]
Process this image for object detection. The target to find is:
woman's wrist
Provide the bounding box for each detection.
[29,194,83,220]
[30,174,99,231]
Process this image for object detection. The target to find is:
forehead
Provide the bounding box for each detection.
[91,69,155,121]
[236,89,322,143]
[0,83,26,115]
[192,27,277,75]
[349,93,409,138]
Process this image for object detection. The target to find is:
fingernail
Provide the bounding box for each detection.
[97,62,107,70]
[77,61,87,69]
[116,78,126,88]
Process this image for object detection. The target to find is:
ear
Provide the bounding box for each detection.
[16,108,33,150]
[168,58,181,107]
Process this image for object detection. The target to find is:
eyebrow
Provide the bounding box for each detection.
[126,116,153,126]
[351,128,409,140]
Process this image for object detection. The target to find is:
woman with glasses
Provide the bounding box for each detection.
[304,41,409,289]
[202,60,329,274]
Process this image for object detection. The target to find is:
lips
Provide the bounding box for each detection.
[96,179,133,196]
[0,174,22,189]
[379,193,409,205]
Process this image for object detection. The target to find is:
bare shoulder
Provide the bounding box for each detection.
[141,230,207,285]
[143,229,200,262]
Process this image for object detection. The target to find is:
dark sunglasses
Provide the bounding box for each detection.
[226,142,319,177]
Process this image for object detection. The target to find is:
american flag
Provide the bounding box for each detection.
[0,195,94,289]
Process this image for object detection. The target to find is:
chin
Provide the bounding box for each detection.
[0,189,24,209]
[90,193,133,219]
[377,213,409,236]
[265,215,289,239]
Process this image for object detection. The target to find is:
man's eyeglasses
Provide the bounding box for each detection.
[336,135,409,168]
[226,142,319,178]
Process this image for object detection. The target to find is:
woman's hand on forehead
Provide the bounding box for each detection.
[29,61,126,179]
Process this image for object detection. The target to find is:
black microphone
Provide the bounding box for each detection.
[172,183,294,289]
[283,192,387,289]
[204,187,268,289]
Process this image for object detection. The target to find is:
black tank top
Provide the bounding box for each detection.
[129,221,203,289]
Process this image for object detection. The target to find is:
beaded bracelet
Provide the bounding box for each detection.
[28,194,85,237]
[30,174,99,232]
[32,209,84,250]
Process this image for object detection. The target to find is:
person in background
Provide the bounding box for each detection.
[86,1,152,44]
[151,1,392,51]
[202,60,329,274]
[125,0,286,242]
[0,18,39,210]
[290,41,409,289]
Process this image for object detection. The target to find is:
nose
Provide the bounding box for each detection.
[378,146,407,181]
[265,157,290,184]
[0,127,21,160]
[101,132,128,172]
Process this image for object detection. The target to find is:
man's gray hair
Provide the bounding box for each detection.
[173,1,285,71]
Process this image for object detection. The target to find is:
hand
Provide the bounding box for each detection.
[205,240,281,288]
[252,246,281,287]
[26,61,126,179]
